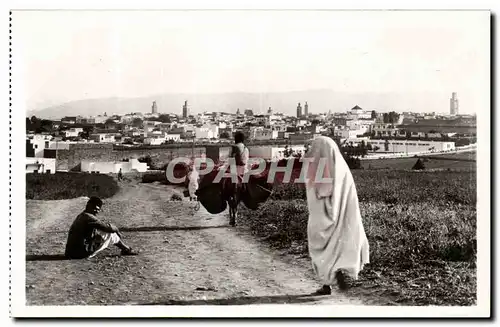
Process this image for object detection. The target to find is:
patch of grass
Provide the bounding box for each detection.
[26,172,119,200]
[361,152,476,170]
[170,193,183,201]
[239,170,477,306]
[270,170,476,206]
[141,170,168,184]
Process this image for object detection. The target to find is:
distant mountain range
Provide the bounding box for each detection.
[27,89,452,119]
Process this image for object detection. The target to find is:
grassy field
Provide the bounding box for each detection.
[26,172,119,200]
[239,169,477,305]
[361,151,476,170]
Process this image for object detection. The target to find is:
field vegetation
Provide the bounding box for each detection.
[26,172,119,200]
[239,169,477,305]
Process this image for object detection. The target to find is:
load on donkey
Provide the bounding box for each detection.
[194,146,274,227]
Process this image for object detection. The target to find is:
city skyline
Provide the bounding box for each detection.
[14,11,488,115]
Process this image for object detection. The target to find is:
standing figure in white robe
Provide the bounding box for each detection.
[303,136,370,294]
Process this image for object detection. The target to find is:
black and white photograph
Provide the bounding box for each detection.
[8,5,491,319]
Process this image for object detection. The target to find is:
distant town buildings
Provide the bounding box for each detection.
[26,92,476,174]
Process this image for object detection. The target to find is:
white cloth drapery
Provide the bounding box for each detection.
[304,136,370,285]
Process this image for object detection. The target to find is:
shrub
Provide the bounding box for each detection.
[26,172,119,200]
[170,193,183,201]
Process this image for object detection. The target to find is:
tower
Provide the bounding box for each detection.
[296,102,302,118]
[182,100,189,118]
[151,101,158,114]
[304,101,309,117]
[450,92,459,116]
[236,108,240,115]
[267,106,273,115]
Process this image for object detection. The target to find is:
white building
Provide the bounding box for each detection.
[64,127,83,138]
[333,128,364,139]
[81,158,148,174]
[342,137,371,146]
[26,134,53,158]
[346,105,373,120]
[368,140,455,153]
[249,127,279,140]
[409,131,427,139]
[371,123,405,137]
[144,135,166,145]
[90,133,116,143]
[195,125,219,139]
[26,158,56,174]
[165,133,181,142]
[248,145,306,161]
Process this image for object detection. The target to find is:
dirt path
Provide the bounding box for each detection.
[25,181,377,306]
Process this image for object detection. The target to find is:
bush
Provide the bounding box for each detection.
[26,172,119,200]
[170,193,183,201]
[141,171,167,184]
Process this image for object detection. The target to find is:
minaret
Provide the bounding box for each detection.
[182,100,189,118]
[304,101,309,117]
[296,102,302,118]
[267,106,273,115]
[450,92,459,116]
[151,101,158,114]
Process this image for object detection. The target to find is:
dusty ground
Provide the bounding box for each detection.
[26,180,390,306]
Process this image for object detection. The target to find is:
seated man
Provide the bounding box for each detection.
[65,196,138,259]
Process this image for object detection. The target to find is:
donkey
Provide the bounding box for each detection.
[221,175,244,227]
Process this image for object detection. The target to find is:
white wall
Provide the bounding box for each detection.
[26,158,56,173]
[248,145,305,160]
[81,159,149,173]
[165,134,181,142]
[144,137,165,145]
[369,140,456,153]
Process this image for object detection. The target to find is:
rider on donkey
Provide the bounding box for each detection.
[226,131,250,226]
[230,131,250,178]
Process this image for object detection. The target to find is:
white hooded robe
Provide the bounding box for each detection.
[304,136,370,285]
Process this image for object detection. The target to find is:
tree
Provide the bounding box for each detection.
[371,110,377,119]
[27,116,42,132]
[158,114,171,123]
[132,118,143,128]
[382,111,400,124]
[105,118,116,127]
[359,141,367,158]
[219,131,230,139]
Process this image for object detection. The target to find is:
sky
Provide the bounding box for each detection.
[13,10,489,114]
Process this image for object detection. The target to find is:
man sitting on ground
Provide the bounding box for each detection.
[65,196,138,259]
